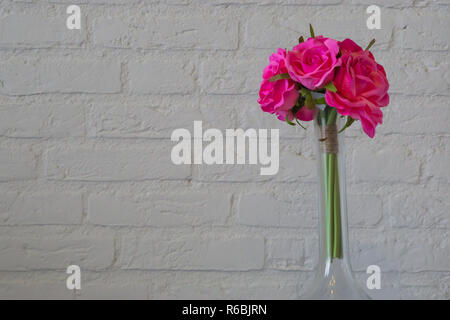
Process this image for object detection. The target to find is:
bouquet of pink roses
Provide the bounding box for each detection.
[258,25,389,138]
[258,25,389,264]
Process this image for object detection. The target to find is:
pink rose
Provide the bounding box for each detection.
[325,39,389,138]
[258,49,300,121]
[286,36,341,90]
[277,105,317,122]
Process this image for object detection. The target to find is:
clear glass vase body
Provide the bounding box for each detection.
[302,107,370,300]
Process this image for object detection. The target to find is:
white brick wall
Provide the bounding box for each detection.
[0,57,121,95]
[0,0,448,300]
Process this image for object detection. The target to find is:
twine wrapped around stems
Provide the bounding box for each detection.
[319,125,339,154]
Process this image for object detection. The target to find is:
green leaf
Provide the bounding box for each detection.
[314,97,326,104]
[309,23,315,38]
[286,115,296,126]
[365,39,376,51]
[339,116,355,133]
[295,117,306,129]
[323,82,337,92]
[305,94,315,109]
[300,87,309,97]
[298,36,304,43]
[293,105,307,129]
[269,73,291,82]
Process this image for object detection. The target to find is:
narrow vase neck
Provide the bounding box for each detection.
[313,110,351,275]
[303,100,371,300]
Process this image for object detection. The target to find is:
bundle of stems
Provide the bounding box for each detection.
[318,108,343,261]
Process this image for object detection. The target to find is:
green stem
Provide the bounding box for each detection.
[333,156,342,258]
[323,153,331,260]
[324,152,343,261]
[326,153,334,261]
[326,108,337,126]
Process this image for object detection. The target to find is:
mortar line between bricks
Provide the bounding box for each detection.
[0,133,450,143]
[0,268,266,273]
[1,270,448,275]
[0,180,433,188]
[1,268,449,274]
[0,40,448,62]
[9,0,449,8]
[0,92,449,99]
[2,224,435,232]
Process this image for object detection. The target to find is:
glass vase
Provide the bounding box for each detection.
[302,102,370,300]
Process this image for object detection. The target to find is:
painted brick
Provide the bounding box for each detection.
[352,144,420,183]
[119,235,265,271]
[0,147,37,181]
[75,283,147,300]
[347,194,383,227]
[0,104,84,138]
[0,10,85,47]
[427,152,450,183]
[0,236,114,270]
[238,193,316,228]
[382,96,450,135]
[87,101,201,139]
[0,192,83,225]
[0,283,73,300]
[351,230,450,272]
[0,57,121,95]
[389,192,450,228]
[93,14,237,50]
[88,192,231,226]
[245,6,394,50]
[128,58,195,94]
[200,57,265,94]
[266,238,306,270]
[378,51,449,95]
[45,142,191,181]
[398,8,450,50]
